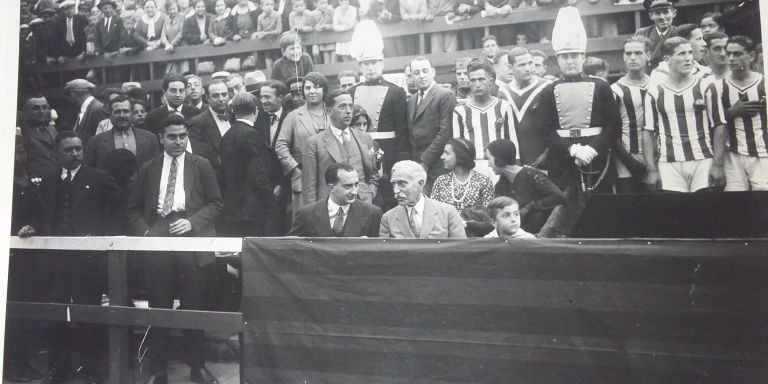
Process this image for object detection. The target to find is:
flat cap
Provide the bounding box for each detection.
[38,7,58,15]
[211,71,231,80]
[59,0,77,9]
[64,79,96,91]
[454,57,471,71]
[29,18,44,26]
[643,0,678,11]
[97,0,117,9]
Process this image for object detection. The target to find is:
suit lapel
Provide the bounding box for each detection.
[395,205,415,237]
[147,157,163,218]
[408,94,417,121]
[312,199,334,237]
[183,152,195,204]
[419,198,438,239]
[70,167,88,210]
[349,129,371,182]
[322,130,342,163]
[205,110,222,145]
[414,86,437,120]
[342,201,367,237]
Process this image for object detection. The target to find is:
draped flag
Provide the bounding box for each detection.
[241,238,768,383]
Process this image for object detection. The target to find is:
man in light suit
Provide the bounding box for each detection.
[127,113,222,384]
[406,56,457,194]
[302,89,378,205]
[380,160,466,238]
[290,163,382,237]
[65,79,109,144]
[84,96,160,170]
[145,73,203,136]
[635,0,679,70]
[188,79,231,154]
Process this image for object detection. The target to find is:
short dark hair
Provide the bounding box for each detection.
[446,138,476,170]
[673,24,700,41]
[230,93,258,116]
[163,73,187,91]
[507,47,530,66]
[205,78,227,94]
[279,31,301,50]
[661,36,690,56]
[132,98,149,111]
[529,49,547,59]
[701,12,723,27]
[623,36,651,53]
[325,162,356,185]
[126,87,149,102]
[583,57,608,77]
[727,35,757,53]
[24,93,47,108]
[108,95,134,111]
[325,88,350,107]
[158,112,187,134]
[493,50,510,65]
[303,72,329,98]
[54,130,80,148]
[338,70,359,83]
[704,31,729,46]
[488,196,518,219]
[466,58,495,80]
[102,88,124,101]
[261,79,288,97]
[185,74,202,87]
[482,35,497,44]
[486,139,517,167]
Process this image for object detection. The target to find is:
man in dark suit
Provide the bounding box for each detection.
[93,0,123,58]
[188,79,230,153]
[406,56,457,194]
[127,113,221,384]
[290,162,382,237]
[20,94,59,179]
[635,0,679,70]
[84,95,160,170]
[53,0,87,62]
[145,73,202,136]
[182,5,213,45]
[185,74,208,111]
[66,79,109,144]
[18,131,126,384]
[218,92,275,236]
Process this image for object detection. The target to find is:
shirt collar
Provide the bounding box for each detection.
[80,95,94,114]
[167,104,182,113]
[408,194,425,214]
[236,118,254,126]
[330,125,349,138]
[328,197,350,215]
[163,151,185,162]
[61,165,82,180]
[419,82,435,97]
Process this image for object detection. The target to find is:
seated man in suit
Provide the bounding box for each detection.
[380,160,466,238]
[127,113,222,384]
[85,95,160,170]
[290,162,382,237]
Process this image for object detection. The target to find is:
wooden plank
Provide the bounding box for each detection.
[25,0,737,74]
[6,302,245,333]
[107,250,131,384]
[10,236,243,252]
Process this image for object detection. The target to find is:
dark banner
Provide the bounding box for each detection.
[241,238,768,383]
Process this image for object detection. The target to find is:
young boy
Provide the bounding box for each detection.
[271,31,315,84]
[484,196,536,239]
[289,0,315,34]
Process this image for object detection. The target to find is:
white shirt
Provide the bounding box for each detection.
[327,198,350,229]
[330,125,351,145]
[157,152,186,213]
[484,228,535,239]
[166,103,183,113]
[60,165,81,181]
[77,95,94,129]
[406,194,425,232]
[210,107,231,137]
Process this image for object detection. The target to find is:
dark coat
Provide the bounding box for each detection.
[84,126,161,170]
[127,152,222,264]
[94,15,124,54]
[188,108,227,153]
[36,165,127,236]
[288,198,382,237]
[21,123,59,179]
[75,98,109,145]
[219,120,274,223]
[407,83,456,175]
[635,24,678,71]
[53,14,88,58]
[182,13,213,45]
[254,109,289,188]
[144,104,202,136]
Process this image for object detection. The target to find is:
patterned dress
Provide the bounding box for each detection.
[430,170,494,218]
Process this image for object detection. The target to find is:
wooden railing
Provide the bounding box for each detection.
[22,0,732,93]
[6,236,243,384]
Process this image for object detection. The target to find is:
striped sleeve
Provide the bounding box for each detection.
[705,79,725,128]
[503,101,520,159]
[643,87,658,132]
[452,107,463,138]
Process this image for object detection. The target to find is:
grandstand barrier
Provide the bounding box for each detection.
[23,0,735,96]
[7,235,768,383]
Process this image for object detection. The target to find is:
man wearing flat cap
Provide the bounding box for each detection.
[66,79,109,145]
[536,7,621,237]
[53,0,88,63]
[635,0,679,70]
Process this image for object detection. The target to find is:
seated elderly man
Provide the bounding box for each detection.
[380,160,466,238]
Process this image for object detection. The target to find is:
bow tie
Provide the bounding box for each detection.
[269,113,278,123]
[216,113,227,121]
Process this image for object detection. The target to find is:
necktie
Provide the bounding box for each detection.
[64,170,72,184]
[269,113,278,125]
[66,17,74,44]
[161,157,178,217]
[341,130,350,160]
[105,17,110,34]
[417,90,425,106]
[331,207,345,236]
[408,206,421,237]
[216,113,227,121]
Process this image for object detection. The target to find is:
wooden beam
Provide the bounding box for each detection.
[7,302,245,333]
[10,236,243,252]
[107,250,131,384]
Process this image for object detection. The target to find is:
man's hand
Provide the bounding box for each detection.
[644,170,661,192]
[57,56,66,63]
[457,4,470,13]
[76,53,84,61]
[291,169,302,193]
[727,100,764,118]
[709,164,726,189]
[233,34,242,41]
[103,52,113,60]
[165,44,174,51]
[18,225,36,238]
[169,219,192,235]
